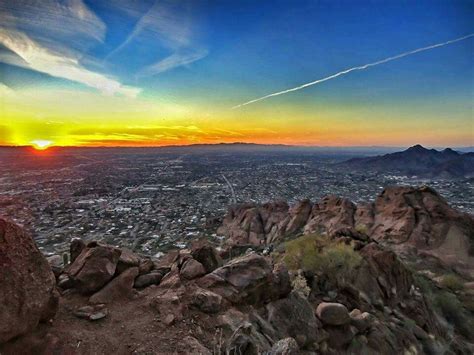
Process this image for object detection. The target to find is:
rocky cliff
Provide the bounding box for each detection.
[218,186,474,279]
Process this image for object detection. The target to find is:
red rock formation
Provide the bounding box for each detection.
[0,218,58,343]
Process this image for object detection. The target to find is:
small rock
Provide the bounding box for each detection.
[134,272,163,288]
[73,304,108,321]
[349,310,374,333]
[180,258,206,280]
[269,337,299,355]
[163,314,175,325]
[191,289,222,314]
[316,302,350,326]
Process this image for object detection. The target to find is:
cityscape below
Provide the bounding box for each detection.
[1,144,472,258]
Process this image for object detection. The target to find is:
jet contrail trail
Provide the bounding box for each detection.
[231,33,474,109]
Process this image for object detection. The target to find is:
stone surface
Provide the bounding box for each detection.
[266,292,321,348]
[198,253,277,305]
[134,272,163,288]
[316,302,350,326]
[190,288,223,314]
[70,238,86,263]
[65,244,121,294]
[0,218,58,343]
[269,337,299,355]
[179,258,206,280]
[89,267,139,304]
[191,240,222,273]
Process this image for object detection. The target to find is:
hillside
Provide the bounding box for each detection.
[1,186,474,354]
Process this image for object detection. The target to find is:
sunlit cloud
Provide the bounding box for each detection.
[0,0,105,51]
[0,0,141,97]
[0,29,141,97]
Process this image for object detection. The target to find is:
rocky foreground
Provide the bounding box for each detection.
[1,186,474,354]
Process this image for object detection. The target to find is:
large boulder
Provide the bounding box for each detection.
[0,218,58,343]
[198,253,278,305]
[65,244,121,294]
[266,292,322,348]
[89,267,139,304]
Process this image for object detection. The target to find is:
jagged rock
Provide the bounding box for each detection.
[266,291,322,348]
[198,253,278,305]
[226,322,267,355]
[0,218,58,343]
[191,240,223,273]
[304,196,356,236]
[272,262,292,299]
[70,238,85,263]
[180,258,206,280]
[89,267,138,304]
[190,288,223,314]
[116,248,141,274]
[65,244,121,294]
[138,259,155,275]
[269,337,299,355]
[134,272,163,288]
[316,302,350,326]
[286,199,312,235]
[217,186,474,278]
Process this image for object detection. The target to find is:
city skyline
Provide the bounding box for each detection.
[1,0,473,148]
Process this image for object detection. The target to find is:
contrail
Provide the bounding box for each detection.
[231,33,474,109]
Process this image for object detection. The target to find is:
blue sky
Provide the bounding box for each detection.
[0,0,473,147]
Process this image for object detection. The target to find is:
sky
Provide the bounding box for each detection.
[0,0,473,148]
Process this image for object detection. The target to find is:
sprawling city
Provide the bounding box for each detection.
[1,145,472,258]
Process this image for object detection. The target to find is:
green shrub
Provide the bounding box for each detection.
[355,224,368,235]
[282,234,362,284]
[439,274,464,291]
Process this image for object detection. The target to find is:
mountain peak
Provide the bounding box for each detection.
[406,144,427,152]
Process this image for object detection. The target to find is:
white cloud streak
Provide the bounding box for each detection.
[0,29,141,98]
[232,33,474,109]
[0,0,141,97]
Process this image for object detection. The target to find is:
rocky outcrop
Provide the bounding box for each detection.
[64,244,122,294]
[0,218,58,343]
[198,253,287,305]
[218,186,474,278]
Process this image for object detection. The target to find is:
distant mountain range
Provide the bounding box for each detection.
[344,144,474,179]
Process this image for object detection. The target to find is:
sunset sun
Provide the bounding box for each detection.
[31,140,53,150]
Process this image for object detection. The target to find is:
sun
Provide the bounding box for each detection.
[31,140,53,150]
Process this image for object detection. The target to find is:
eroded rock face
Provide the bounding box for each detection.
[65,244,121,294]
[0,218,58,343]
[198,253,281,305]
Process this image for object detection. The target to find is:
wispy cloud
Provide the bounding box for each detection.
[139,48,208,76]
[0,29,140,97]
[0,0,141,97]
[107,0,207,76]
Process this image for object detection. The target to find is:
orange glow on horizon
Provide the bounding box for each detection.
[31,140,54,150]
